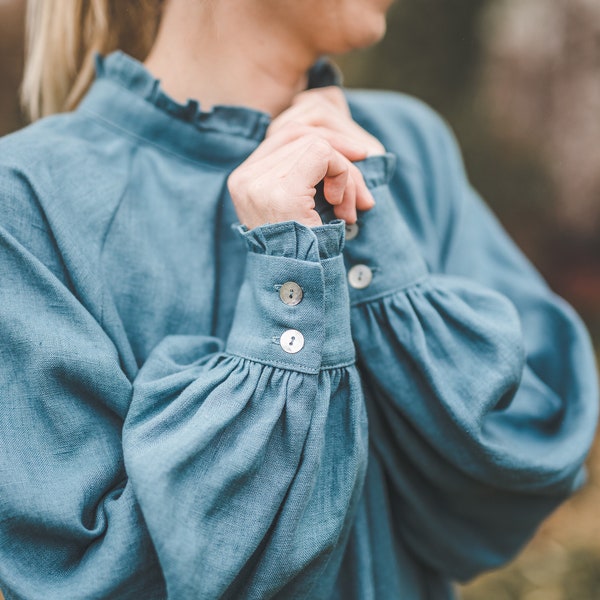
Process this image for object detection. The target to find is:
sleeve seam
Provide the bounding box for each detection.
[224,349,320,375]
[350,274,429,307]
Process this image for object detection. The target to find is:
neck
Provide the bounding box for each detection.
[144,0,317,117]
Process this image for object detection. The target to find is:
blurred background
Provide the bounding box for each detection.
[0,0,598,598]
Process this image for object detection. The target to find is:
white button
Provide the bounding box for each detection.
[280,329,305,354]
[348,264,373,289]
[279,282,303,306]
[345,222,359,241]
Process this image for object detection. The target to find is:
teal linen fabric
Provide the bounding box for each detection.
[0,51,597,599]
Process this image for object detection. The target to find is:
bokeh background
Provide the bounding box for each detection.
[1,0,598,598]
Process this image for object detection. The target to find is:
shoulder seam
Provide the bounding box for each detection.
[79,108,231,173]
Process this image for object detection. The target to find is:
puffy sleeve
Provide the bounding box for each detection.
[342,111,599,581]
[0,170,368,600]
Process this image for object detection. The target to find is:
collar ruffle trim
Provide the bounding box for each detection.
[94,50,344,142]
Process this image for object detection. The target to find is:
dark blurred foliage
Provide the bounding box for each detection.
[341,0,489,112]
[339,0,600,345]
[339,0,549,246]
[0,1,599,599]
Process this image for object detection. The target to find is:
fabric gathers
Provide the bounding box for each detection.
[0,51,597,599]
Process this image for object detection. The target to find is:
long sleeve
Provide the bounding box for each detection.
[0,169,367,600]
[342,100,599,581]
[124,221,368,599]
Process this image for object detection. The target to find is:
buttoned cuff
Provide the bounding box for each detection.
[226,220,355,373]
[340,153,429,305]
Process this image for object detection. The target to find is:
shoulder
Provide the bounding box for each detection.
[0,111,123,217]
[0,116,83,277]
[0,111,130,239]
[345,89,464,177]
[0,111,98,172]
[0,112,129,279]
[0,113,85,227]
[0,110,125,199]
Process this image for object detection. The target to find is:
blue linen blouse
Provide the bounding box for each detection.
[0,50,597,600]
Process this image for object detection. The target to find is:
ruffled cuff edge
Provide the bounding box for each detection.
[232,219,346,262]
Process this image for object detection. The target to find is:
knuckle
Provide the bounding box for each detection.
[295,93,326,113]
[305,96,323,111]
[245,176,265,200]
[228,167,261,201]
[265,121,279,136]
[325,85,345,101]
[307,135,332,156]
[292,89,310,103]
[270,182,289,205]
[319,87,347,110]
[284,120,310,139]
[227,169,242,194]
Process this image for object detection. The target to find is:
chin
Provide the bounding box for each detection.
[359,20,387,47]
[309,4,390,56]
[339,18,388,53]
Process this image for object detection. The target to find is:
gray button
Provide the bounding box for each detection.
[348,264,373,289]
[345,222,359,241]
[280,329,305,354]
[279,282,303,306]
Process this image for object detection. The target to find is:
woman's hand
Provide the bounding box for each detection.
[267,86,386,158]
[228,87,385,230]
[228,126,373,229]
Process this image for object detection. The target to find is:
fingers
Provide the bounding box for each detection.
[261,121,368,163]
[228,123,377,230]
[255,86,385,224]
[350,163,376,212]
[260,134,373,224]
[330,162,375,223]
[291,86,352,116]
[269,105,359,145]
[269,102,339,134]
[293,136,348,190]
[268,92,386,157]
[257,123,377,217]
[330,172,357,224]
[292,137,374,224]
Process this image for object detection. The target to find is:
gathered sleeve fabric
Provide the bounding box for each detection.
[0,179,162,600]
[124,221,368,599]
[342,106,599,580]
[0,168,368,600]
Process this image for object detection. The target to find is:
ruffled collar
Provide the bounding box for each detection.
[77,50,343,165]
[77,51,395,190]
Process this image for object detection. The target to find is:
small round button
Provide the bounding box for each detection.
[279,282,303,306]
[345,222,359,241]
[280,329,305,354]
[348,264,373,289]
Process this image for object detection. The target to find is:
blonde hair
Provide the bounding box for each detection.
[21,0,163,121]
